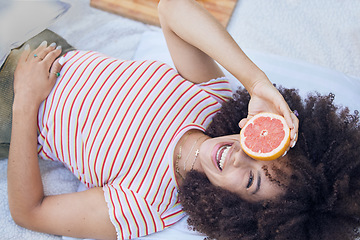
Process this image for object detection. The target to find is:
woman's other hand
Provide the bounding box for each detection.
[239,80,299,149]
[14,41,62,108]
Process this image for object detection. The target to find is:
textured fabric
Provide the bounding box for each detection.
[0,29,74,159]
[37,50,232,239]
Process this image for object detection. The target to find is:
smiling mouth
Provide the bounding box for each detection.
[216,145,232,170]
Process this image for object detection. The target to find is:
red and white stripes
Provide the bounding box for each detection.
[37,50,232,239]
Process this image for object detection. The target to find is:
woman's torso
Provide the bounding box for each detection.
[37,50,232,238]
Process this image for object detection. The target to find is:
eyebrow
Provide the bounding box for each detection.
[252,170,261,195]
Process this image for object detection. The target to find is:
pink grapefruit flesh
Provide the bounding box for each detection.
[240,112,290,161]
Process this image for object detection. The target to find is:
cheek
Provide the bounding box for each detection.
[260,179,284,199]
[200,138,217,154]
[212,172,243,193]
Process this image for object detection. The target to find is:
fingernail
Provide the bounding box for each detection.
[58,57,65,65]
[40,40,47,46]
[291,141,297,148]
[50,42,57,47]
[24,44,30,50]
[56,45,62,50]
[282,150,288,157]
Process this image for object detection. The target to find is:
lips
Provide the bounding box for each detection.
[215,144,232,171]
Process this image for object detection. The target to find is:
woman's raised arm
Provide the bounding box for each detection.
[158,0,265,90]
[158,0,298,147]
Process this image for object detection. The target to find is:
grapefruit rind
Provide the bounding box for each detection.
[240,112,290,161]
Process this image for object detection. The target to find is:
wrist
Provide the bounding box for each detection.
[12,97,40,116]
[248,73,272,96]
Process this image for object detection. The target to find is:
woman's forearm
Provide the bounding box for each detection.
[7,100,44,224]
[8,41,62,227]
[158,0,269,94]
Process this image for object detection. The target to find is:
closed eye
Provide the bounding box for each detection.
[247,170,254,189]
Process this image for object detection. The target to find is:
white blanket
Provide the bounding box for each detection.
[1,0,359,239]
[227,0,360,79]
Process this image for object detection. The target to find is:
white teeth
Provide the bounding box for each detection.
[217,145,231,170]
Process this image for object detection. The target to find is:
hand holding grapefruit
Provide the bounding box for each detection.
[240,112,291,161]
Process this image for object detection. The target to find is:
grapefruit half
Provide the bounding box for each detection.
[240,112,290,161]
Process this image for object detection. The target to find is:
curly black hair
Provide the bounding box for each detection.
[179,86,360,240]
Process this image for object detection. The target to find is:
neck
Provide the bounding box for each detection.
[173,130,208,184]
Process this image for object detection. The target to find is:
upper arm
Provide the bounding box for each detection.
[158,2,224,84]
[16,187,116,240]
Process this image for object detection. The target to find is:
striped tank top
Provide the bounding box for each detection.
[37,50,232,239]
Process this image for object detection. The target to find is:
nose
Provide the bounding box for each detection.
[232,141,253,167]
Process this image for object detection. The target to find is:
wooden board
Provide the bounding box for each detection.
[90,0,238,27]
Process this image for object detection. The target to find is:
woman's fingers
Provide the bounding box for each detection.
[278,101,299,148]
[19,44,31,64]
[238,117,249,129]
[39,42,57,60]
[290,111,299,148]
[49,59,62,82]
[26,41,62,73]
[16,40,63,87]
[31,41,62,64]
[43,45,62,68]
[31,41,48,61]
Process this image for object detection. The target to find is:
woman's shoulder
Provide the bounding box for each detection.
[196,77,233,103]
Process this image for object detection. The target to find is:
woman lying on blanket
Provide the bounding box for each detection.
[7,0,360,239]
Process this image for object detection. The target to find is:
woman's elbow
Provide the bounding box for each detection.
[10,209,29,228]
[9,205,36,230]
[158,0,182,17]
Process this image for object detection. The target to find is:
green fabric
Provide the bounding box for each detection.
[0,29,74,159]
